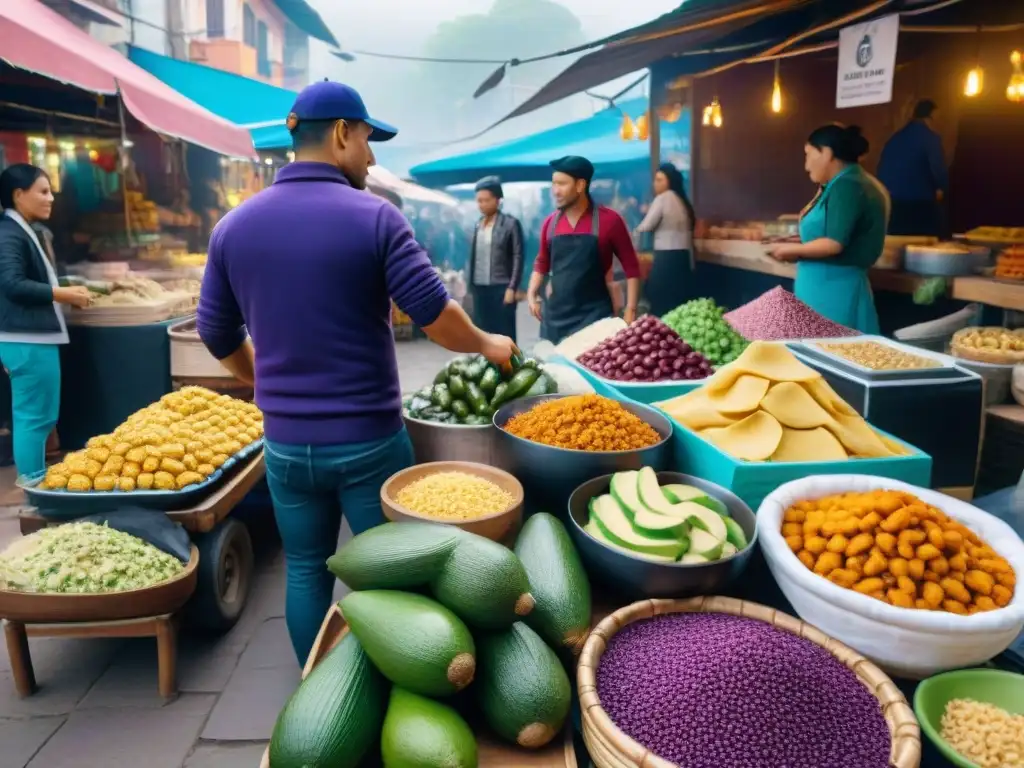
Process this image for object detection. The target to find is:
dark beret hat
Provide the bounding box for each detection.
[549,155,594,183]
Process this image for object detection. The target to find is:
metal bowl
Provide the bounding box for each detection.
[380,460,524,543]
[403,414,512,472]
[567,472,757,600]
[493,394,673,514]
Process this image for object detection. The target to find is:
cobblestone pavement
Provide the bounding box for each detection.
[0,309,540,768]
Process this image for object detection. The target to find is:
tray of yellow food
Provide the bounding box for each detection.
[962,226,1024,248]
[18,387,264,518]
[951,326,1024,365]
[994,245,1024,281]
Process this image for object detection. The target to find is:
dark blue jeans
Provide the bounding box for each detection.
[264,428,415,663]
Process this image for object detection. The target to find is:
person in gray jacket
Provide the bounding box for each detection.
[467,176,523,342]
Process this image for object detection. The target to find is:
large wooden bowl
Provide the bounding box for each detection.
[578,596,921,768]
[380,460,524,543]
[0,545,199,623]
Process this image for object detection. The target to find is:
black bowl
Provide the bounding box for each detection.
[493,394,673,516]
[567,471,758,600]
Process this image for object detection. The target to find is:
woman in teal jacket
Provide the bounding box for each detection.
[767,124,890,334]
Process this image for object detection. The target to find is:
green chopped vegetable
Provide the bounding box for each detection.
[661,298,749,366]
[0,522,184,594]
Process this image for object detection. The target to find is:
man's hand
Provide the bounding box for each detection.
[53,286,92,308]
[480,333,518,370]
[527,293,542,321]
[503,288,516,305]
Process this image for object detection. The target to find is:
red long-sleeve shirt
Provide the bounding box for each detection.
[534,205,641,279]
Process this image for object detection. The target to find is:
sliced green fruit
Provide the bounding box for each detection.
[583,520,677,563]
[340,591,475,698]
[514,513,591,656]
[269,632,387,768]
[432,532,535,629]
[720,515,749,551]
[679,553,711,564]
[660,482,730,517]
[477,623,571,750]
[609,471,688,540]
[689,528,724,560]
[721,542,738,557]
[327,522,462,590]
[380,687,477,768]
[589,495,687,559]
[679,502,729,543]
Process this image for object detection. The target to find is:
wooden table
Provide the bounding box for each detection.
[7,452,266,700]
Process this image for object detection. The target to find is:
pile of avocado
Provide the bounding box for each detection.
[404,353,557,425]
[585,467,750,563]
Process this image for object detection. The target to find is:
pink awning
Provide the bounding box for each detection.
[0,0,256,159]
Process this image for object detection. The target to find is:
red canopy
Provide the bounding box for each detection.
[0,0,256,159]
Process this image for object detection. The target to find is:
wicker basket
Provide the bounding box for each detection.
[578,596,921,768]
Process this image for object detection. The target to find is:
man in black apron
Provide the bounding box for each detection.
[526,156,641,344]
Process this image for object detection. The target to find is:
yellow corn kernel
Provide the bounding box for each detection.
[827,569,860,588]
[853,577,885,594]
[804,536,828,555]
[797,550,816,570]
[813,551,843,577]
[978,558,1012,574]
[879,507,911,533]
[942,600,968,615]
[897,576,918,595]
[991,584,1012,607]
[875,532,897,556]
[845,533,874,557]
[863,551,888,577]
[826,534,850,554]
[889,558,910,578]
[926,527,945,550]
[785,535,803,553]
[846,556,865,574]
[859,511,882,532]
[908,558,926,580]
[888,589,914,609]
[964,569,995,596]
[974,596,997,611]
[948,553,967,572]
[917,543,942,561]
[782,522,803,537]
[940,578,971,604]
[783,508,806,523]
[922,581,944,608]
[927,556,950,576]
[942,530,964,551]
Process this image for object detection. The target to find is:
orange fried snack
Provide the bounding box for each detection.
[503,394,661,452]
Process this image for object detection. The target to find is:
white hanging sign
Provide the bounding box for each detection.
[835,13,900,109]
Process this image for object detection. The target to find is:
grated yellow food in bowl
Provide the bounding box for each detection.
[395,471,514,521]
[941,698,1024,767]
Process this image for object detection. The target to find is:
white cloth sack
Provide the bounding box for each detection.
[757,474,1024,679]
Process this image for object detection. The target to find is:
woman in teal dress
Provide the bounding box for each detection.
[767,124,890,334]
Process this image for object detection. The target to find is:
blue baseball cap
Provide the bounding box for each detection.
[288,80,398,142]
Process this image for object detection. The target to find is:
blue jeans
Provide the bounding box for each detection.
[264,428,415,663]
[0,342,61,480]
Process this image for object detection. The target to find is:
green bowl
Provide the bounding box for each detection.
[914,668,1024,767]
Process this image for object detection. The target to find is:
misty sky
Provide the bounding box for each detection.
[305,0,682,170]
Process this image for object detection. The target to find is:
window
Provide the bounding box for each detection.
[242,4,256,47]
[205,0,224,38]
[256,21,270,76]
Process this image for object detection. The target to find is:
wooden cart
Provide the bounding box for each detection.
[259,603,578,768]
[7,451,266,699]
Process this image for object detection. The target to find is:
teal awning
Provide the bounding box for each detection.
[127,46,295,152]
[410,98,690,187]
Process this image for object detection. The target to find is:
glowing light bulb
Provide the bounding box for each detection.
[1008,51,1024,103]
[620,114,636,141]
[964,67,983,97]
[702,105,712,126]
[771,80,783,113]
[710,98,723,128]
[636,114,649,141]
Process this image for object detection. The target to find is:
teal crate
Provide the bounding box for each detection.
[600,383,933,511]
[664,419,933,511]
[553,356,703,405]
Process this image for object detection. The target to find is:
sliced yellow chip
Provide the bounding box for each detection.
[702,411,783,462]
[759,381,833,429]
[706,374,770,414]
[802,377,858,417]
[823,413,893,458]
[879,432,912,456]
[770,427,848,463]
[706,342,819,395]
[659,391,743,430]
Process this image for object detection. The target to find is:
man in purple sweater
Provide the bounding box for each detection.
[196,81,516,662]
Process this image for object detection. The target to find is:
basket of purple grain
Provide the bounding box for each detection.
[577,595,922,768]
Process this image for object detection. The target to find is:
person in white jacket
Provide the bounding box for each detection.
[634,163,696,316]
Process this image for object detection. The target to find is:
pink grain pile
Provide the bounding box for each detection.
[724,287,858,341]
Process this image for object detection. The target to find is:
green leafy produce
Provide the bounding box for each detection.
[341,590,476,697]
[476,622,572,749]
[0,522,184,593]
[380,687,477,768]
[269,632,387,768]
[661,298,748,366]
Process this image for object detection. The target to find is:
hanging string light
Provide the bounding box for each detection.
[636,113,649,141]
[620,113,636,140]
[771,60,783,114]
[964,66,984,97]
[702,97,723,128]
[1008,50,1024,103]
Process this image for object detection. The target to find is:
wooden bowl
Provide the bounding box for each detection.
[578,596,921,768]
[0,545,200,623]
[380,461,524,542]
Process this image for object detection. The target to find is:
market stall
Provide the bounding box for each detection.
[0,387,267,698]
[251,339,1024,768]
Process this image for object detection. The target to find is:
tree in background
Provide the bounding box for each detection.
[413,0,586,142]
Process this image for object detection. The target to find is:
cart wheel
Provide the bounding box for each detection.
[188,519,254,633]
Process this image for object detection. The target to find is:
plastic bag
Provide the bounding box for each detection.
[75,508,191,563]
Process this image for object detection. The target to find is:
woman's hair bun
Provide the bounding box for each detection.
[844,125,869,158]
[807,123,868,162]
